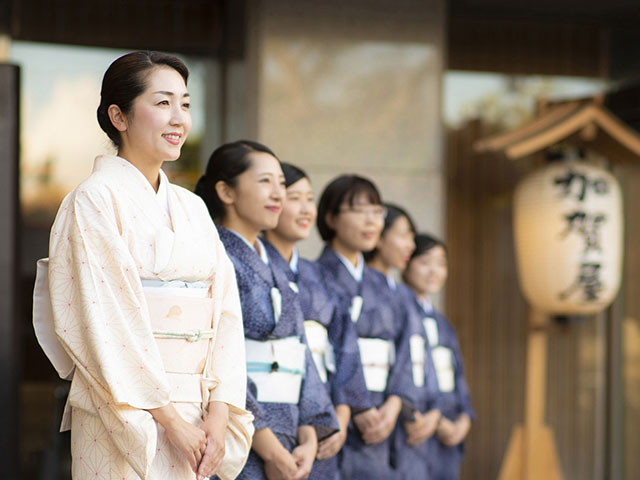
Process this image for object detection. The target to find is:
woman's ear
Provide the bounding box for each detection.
[215,180,235,206]
[107,105,128,133]
[325,211,336,230]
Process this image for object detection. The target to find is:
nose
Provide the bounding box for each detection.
[170,103,189,126]
[272,181,285,200]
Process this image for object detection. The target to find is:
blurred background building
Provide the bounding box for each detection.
[1,0,639,478]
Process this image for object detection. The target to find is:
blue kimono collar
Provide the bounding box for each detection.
[334,250,364,283]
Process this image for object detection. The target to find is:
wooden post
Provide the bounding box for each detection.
[0,61,20,479]
[498,307,564,480]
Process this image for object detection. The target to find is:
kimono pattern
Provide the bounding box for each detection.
[265,244,373,480]
[316,247,415,480]
[392,284,441,480]
[420,302,475,480]
[47,155,253,479]
[217,228,338,480]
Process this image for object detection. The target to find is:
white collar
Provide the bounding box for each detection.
[228,229,270,265]
[335,250,364,283]
[155,169,170,218]
[421,298,434,314]
[386,274,397,290]
[289,247,299,274]
[255,237,269,265]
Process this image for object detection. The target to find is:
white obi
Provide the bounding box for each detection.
[409,334,426,388]
[431,346,455,393]
[143,286,215,403]
[358,337,395,393]
[423,317,439,347]
[245,336,306,404]
[304,320,336,384]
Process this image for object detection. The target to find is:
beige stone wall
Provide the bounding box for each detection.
[251,0,446,259]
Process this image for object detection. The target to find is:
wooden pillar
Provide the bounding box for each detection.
[498,308,563,480]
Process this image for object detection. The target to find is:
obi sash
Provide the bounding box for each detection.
[143,286,215,403]
[409,334,426,388]
[245,336,306,404]
[303,320,336,384]
[33,257,215,404]
[431,346,455,393]
[358,337,395,393]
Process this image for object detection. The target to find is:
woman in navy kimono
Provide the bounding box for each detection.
[315,175,416,480]
[402,233,475,480]
[195,141,337,480]
[263,164,373,480]
[366,205,442,479]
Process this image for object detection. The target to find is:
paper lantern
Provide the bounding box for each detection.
[513,159,623,315]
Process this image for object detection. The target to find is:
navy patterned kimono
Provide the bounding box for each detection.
[416,297,475,480]
[218,227,338,480]
[317,246,415,480]
[391,284,441,479]
[265,243,373,480]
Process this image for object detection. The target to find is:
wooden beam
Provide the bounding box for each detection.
[504,105,597,159]
[474,101,581,153]
[591,107,640,157]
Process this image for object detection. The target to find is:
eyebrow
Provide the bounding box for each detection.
[153,91,190,97]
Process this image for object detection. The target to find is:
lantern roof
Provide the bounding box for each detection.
[474,97,640,162]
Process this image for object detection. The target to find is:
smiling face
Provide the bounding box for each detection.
[403,245,448,296]
[118,66,191,164]
[227,152,285,232]
[273,177,316,242]
[328,192,385,254]
[375,215,416,271]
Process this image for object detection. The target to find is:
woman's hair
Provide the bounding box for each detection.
[195,140,279,222]
[316,174,382,242]
[97,51,189,149]
[409,233,447,261]
[363,203,416,262]
[281,162,309,188]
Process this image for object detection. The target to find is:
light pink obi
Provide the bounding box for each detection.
[144,289,216,404]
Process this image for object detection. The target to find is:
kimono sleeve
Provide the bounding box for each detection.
[327,296,373,412]
[49,187,171,409]
[205,223,255,480]
[49,187,171,477]
[206,224,250,409]
[298,334,339,441]
[386,304,419,409]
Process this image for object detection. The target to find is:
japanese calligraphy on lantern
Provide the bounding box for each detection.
[513,160,623,315]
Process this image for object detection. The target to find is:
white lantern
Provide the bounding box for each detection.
[513,159,623,315]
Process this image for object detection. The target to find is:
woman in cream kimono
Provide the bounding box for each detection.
[39,52,253,479]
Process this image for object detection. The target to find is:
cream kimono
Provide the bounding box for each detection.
[47,155,253,479]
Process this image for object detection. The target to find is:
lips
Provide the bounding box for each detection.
[266,205,281,213]
[162,133,182,145]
